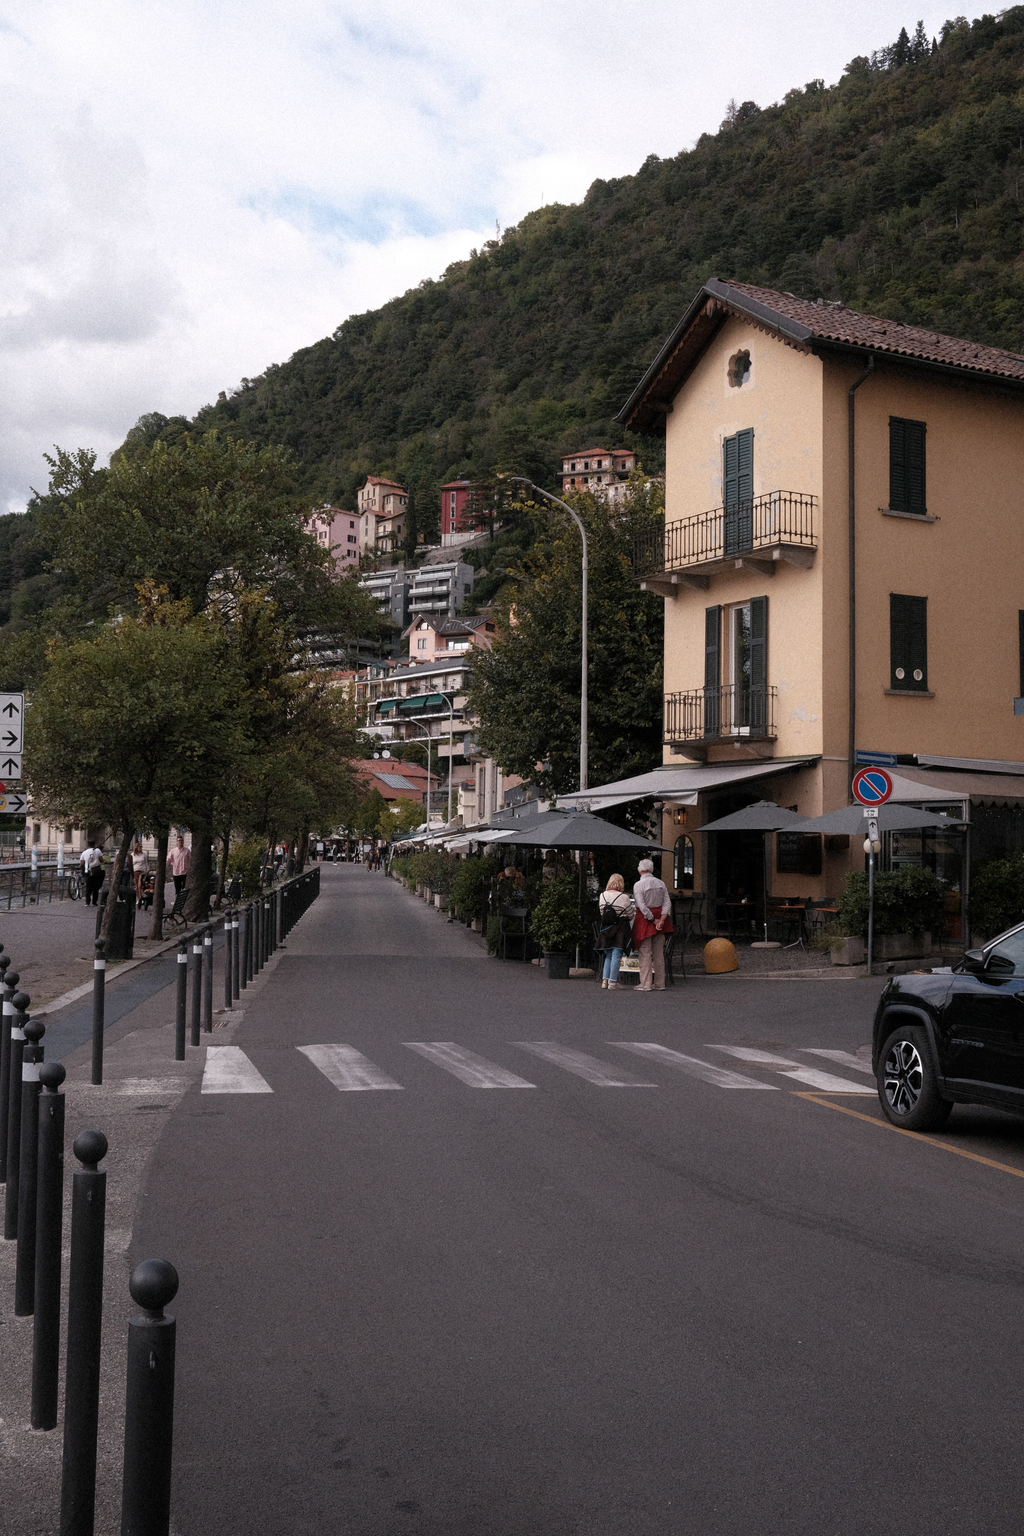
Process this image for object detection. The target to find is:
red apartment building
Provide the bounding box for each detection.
[440,480,492,545]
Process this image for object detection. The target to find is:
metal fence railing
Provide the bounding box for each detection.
[634,491,817,577]
[0,863,84,909]
[664,685,778,744]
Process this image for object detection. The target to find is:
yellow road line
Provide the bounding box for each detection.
[793,1091,1024,1181]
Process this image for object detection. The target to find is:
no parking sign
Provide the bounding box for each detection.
[851,767,893,807]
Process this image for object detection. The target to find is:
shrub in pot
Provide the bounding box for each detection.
[530,873,585,974]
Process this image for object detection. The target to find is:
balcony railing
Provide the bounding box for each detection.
[664,685,777,744]
[635,491,816,578]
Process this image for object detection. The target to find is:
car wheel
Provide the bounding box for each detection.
[878,1024,953,1131]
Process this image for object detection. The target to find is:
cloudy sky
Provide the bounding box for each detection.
[1,1,954,512]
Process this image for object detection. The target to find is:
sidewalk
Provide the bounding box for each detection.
[0,881,187,1009]
[0,903,281,1536]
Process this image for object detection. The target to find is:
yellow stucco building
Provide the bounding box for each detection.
[566,279,1024,931]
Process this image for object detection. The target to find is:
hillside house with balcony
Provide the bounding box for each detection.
[304,505,361,570]
[357,477,408,553]
[611,277,1024,913]
[405,614,496,663]
[561,448,636,506]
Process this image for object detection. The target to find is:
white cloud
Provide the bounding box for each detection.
[0,0,954,511]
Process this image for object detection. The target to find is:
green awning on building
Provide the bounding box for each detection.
[424,694,445,705]
[398,695,429,710]
[376,699,397,713]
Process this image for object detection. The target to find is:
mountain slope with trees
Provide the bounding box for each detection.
[127,9,1024,536]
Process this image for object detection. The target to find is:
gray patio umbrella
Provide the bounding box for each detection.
[796,803,961,834]
[696,801,812,942]
[499,810,670,850]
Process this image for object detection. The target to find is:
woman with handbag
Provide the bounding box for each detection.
[632,858,674,991]
[598,874,635,989]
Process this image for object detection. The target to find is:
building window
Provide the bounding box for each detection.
[673,834,694,892]
[889,418,927,515]
[890,593,928,690]
[723,428,754,554]
[728,350,752,387]
[417,639,427,650]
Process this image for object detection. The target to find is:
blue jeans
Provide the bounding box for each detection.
[602,946,624,982]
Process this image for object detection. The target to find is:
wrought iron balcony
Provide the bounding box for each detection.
[664,685,777,746]
[635,492,816,590]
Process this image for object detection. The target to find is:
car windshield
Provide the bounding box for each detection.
[985,929,1024,976]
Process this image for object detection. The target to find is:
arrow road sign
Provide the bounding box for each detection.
[852,766,894,806]
[855,749,897,768]
[0,793,26,814]
[0,695,23,751]
[0,755,22,779]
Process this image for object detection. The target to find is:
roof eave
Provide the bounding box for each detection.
[615,277,814,433]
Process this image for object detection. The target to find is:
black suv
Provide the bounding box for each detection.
[873,922,1024,1130]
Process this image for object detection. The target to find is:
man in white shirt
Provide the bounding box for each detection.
[80,842,105,906]
[633,858,672,991]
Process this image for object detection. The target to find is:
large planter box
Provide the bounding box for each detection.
[875,931,931,960]
[434,894,447,911]
[471,918,483,932]
[830,936,865,966]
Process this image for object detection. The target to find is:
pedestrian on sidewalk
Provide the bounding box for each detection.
[167,835,191,896]
[81,840,105,906]
[632,859,673,992]
[598,874,634,989]
[131,840,148,906]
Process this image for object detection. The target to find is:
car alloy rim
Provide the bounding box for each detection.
[883,1038,923,1115]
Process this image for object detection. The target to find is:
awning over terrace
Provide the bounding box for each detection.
[555,757,818,812]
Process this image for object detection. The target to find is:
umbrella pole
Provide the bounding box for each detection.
[763,831,769,942]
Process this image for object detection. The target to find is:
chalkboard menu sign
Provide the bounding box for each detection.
[776,832,822,876]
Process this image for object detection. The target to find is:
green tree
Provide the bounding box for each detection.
[468,473,664,794]
[25,595,244,940]
[380,797,424,839]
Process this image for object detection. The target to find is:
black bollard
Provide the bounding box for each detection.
[91,938,106,1086]
[231,906,240,1000]
[174,939,187,1062]
[256,896,264,973]
[4,991,29,1239]
[264,898,272,964]
[32,1060,66,1430]
[189,930,203,1048]
[15,1017,45,1314]
[246,902,254,983]
[223,911,233,1008]
[60,1129,107,1536]
[202,925,213,1033]
[239,904,249,990]
[0,962,16,1183]
[121,1258,179,1536]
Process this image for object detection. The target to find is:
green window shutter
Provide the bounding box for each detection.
[749,595,768,730]
[889,418,927,514]
[704,605,721,736]
[890,593,928,690]
[723,429,754,553]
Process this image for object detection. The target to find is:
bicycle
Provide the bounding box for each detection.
[65,871,83,900]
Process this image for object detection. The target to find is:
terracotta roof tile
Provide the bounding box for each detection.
[722,279,1024,380]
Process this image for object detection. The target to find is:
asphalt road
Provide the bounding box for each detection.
[132,866,1024,1536]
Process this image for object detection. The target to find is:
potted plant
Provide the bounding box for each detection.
[529,872,585,979]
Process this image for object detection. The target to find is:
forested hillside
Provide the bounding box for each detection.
[176,12,1024,516]
[8,9,1024,607]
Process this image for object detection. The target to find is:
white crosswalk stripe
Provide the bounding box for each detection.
[610,1042,777,1089]
[708,1046,875,1094]
[202,1046,273,1094]
[515,1042,657,1087]
[404,1042,536,1088]
[801,1048,875,1076]
[298,1044,403,1091]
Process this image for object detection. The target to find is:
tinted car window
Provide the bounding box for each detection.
[985,930,1024,976]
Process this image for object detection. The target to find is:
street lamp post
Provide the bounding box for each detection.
[510,477,588,792]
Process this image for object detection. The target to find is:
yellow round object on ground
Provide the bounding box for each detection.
[704,937,739,974]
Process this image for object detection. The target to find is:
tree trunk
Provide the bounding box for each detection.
[295,830,309,873]
[100,826,135,941]
[148,830,168,941]
[185,828,213,923]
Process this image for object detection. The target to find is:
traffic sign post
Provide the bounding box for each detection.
[0,695,24,754]
[852,769,893,976]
